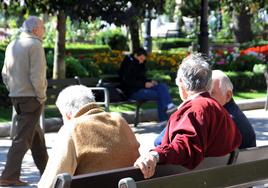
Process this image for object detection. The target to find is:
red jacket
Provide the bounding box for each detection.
[153,92,242,169]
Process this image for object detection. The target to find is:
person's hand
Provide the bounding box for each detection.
[145,82,154,88]
[134,152,158,179]
[151,80,158,86]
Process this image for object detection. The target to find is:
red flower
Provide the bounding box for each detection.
[240,44,268,56]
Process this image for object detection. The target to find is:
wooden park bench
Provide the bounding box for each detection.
[51,148,247,188]
[75,75,157,127]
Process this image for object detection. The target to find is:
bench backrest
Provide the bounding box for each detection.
[129,158,268,188]
[74,77,99,87]
[46,78,78,105]
[236,145,268,164]
[53,150,237,188]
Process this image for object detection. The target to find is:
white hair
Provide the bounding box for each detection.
[212,70,233,94]
[56,85,95,116]
[20,16,41,34]
[176,53,212,92]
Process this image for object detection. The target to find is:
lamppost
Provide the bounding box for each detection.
[144,8,152,53]
[199,0,209,56]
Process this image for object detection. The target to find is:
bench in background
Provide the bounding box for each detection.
[10,78,78,138]
[75,75,156,127]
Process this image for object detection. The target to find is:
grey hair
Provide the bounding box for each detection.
[20,16,41,33]
[56,85,95,116]
[176,53,212,92]
[212,70,233,94]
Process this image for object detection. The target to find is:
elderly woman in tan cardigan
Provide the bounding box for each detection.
[38,85,140,188]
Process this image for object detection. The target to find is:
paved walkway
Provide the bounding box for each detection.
[1,109,268,187]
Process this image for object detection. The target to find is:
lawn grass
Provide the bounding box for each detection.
[233,90,266,100]
[0,90,266,123]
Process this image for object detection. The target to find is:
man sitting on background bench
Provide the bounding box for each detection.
[154,70,256,149]
[118,47,176,123]
[38,85,140,188]
[134,53,241,179]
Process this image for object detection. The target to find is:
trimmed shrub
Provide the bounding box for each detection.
[253,64,267,74]
[154,38,195,50]
[95,29,129,51]
[79,58,102,77]
[229,54,266,72]
[226,71,266,91]
[65,56,89,78]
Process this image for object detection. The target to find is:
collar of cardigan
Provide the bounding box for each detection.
[74,103,104,118]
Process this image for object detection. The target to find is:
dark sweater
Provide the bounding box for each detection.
[224,98,256,149]
[118,55,150,97]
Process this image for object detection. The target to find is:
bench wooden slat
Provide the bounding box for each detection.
[53,151,237,188]
[47,78,78,86]
[236,145,268,164]
[134,158,268,188]
[53,147,268,188]
[74,77,99,87]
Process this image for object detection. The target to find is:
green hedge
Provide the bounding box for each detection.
[226,71,266,91]
[44,45,111,57]
[154,38,195,50]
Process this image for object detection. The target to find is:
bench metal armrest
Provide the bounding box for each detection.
[118,177,137,188]
[88,87,110,112]
[52,173,72,188]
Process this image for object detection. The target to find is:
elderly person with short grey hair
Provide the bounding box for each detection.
[0,16,47,186]
[38,85,140,188]
[210,70,256,149]
[134,53,242,179]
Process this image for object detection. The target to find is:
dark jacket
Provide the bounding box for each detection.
[224,98,256,149]
[118,55,150,97]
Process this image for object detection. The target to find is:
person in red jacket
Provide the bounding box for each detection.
[134,53,242,179]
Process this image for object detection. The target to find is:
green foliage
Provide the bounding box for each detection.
[221,0,265,14]
[43,20,56,48]
[45,51,54,78]
[65,56,89,78]
[239,40,268,50]
[226,71,266,91]
[43,18,104,47]
[146,69,172,83]
[164,0,176,21]
[154,38,195,50]
[65,18,102,43]
[253,64,268,73]
[65,45,111,56]
[95,29,129,51]
[230,54,265,71]
[210,46,267,72]
[180,0,200,17]
[215,11,234,40]
[79,58,102,77]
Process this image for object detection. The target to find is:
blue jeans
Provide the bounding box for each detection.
[129,83,172,121]
[154,127,166,146]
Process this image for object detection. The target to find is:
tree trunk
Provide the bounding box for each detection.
[128,19,140,53]
[232,9,253,43]
[199,0,209,56]
[53,11,66,79]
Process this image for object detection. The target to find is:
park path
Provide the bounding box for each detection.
[1,109,268,187]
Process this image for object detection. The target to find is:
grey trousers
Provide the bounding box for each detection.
[1,97,48,180]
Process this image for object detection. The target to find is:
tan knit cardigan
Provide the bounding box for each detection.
[38,103,140,188]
